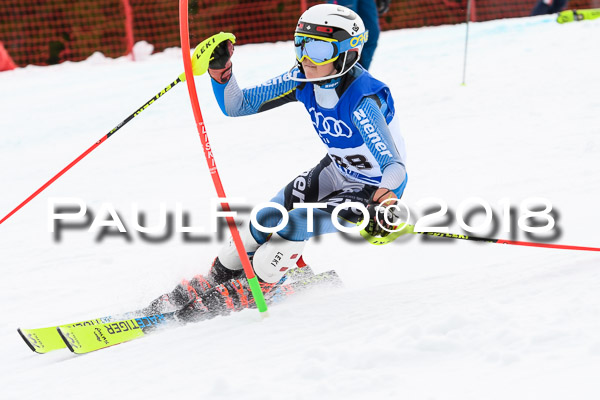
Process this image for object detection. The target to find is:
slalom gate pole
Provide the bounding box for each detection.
[361,224,600,252]
[461,0,473,86]
[178,0,268,313]
[0,74,186,226]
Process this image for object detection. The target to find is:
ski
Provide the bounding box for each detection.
[17,265,315,354]
[557,8,600,24]
[17,312,141,354]
[17,265,328,354]
[57,312,177,354]
[56,270,341,354]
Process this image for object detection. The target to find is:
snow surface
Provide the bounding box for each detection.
[1,15,600,400]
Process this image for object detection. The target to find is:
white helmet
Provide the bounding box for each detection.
[292,4,368,82]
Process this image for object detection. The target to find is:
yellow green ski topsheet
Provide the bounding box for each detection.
[557,8,600,24]
[19,269,340,355]
[18,318,109,354]
[57,314,173,354]
[17,310,143,354]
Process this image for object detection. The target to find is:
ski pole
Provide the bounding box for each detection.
[361,223,600,252]
[178,7,268,313]
[0,44,210,227]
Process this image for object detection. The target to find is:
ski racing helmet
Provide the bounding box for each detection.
[292,4,368,82]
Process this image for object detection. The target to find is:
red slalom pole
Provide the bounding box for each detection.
[178,1,268,313]
[0,76,184,226]
[122,0,135,61]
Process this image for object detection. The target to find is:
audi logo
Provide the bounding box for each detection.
[308,107,353,138]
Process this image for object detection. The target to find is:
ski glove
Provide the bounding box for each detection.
[364,188,400,237]
[376,0,391,15]
[208,40,234,84]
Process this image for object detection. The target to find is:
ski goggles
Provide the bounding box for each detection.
[294,32,368,66]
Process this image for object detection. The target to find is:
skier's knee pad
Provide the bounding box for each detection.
[217,224,261,271]
[252,237,306,283]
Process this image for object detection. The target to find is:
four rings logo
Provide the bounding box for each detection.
[308,107,353,139]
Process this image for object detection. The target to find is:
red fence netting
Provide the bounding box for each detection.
[0,0,593,67]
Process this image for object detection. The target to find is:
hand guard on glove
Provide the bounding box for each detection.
[376,0,391,15]
[208,40,234,84]
[364,187,401,237]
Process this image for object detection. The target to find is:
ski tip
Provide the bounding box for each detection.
[56,327,76,354]
[17,328,38,353]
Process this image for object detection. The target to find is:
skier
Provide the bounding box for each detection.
[530,0,569,16]
[147,4,407,319]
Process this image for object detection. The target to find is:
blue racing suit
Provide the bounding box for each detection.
[211,65,407,242]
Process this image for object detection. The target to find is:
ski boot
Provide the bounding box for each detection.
[141,257,243,316]
[182,251,316,314]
